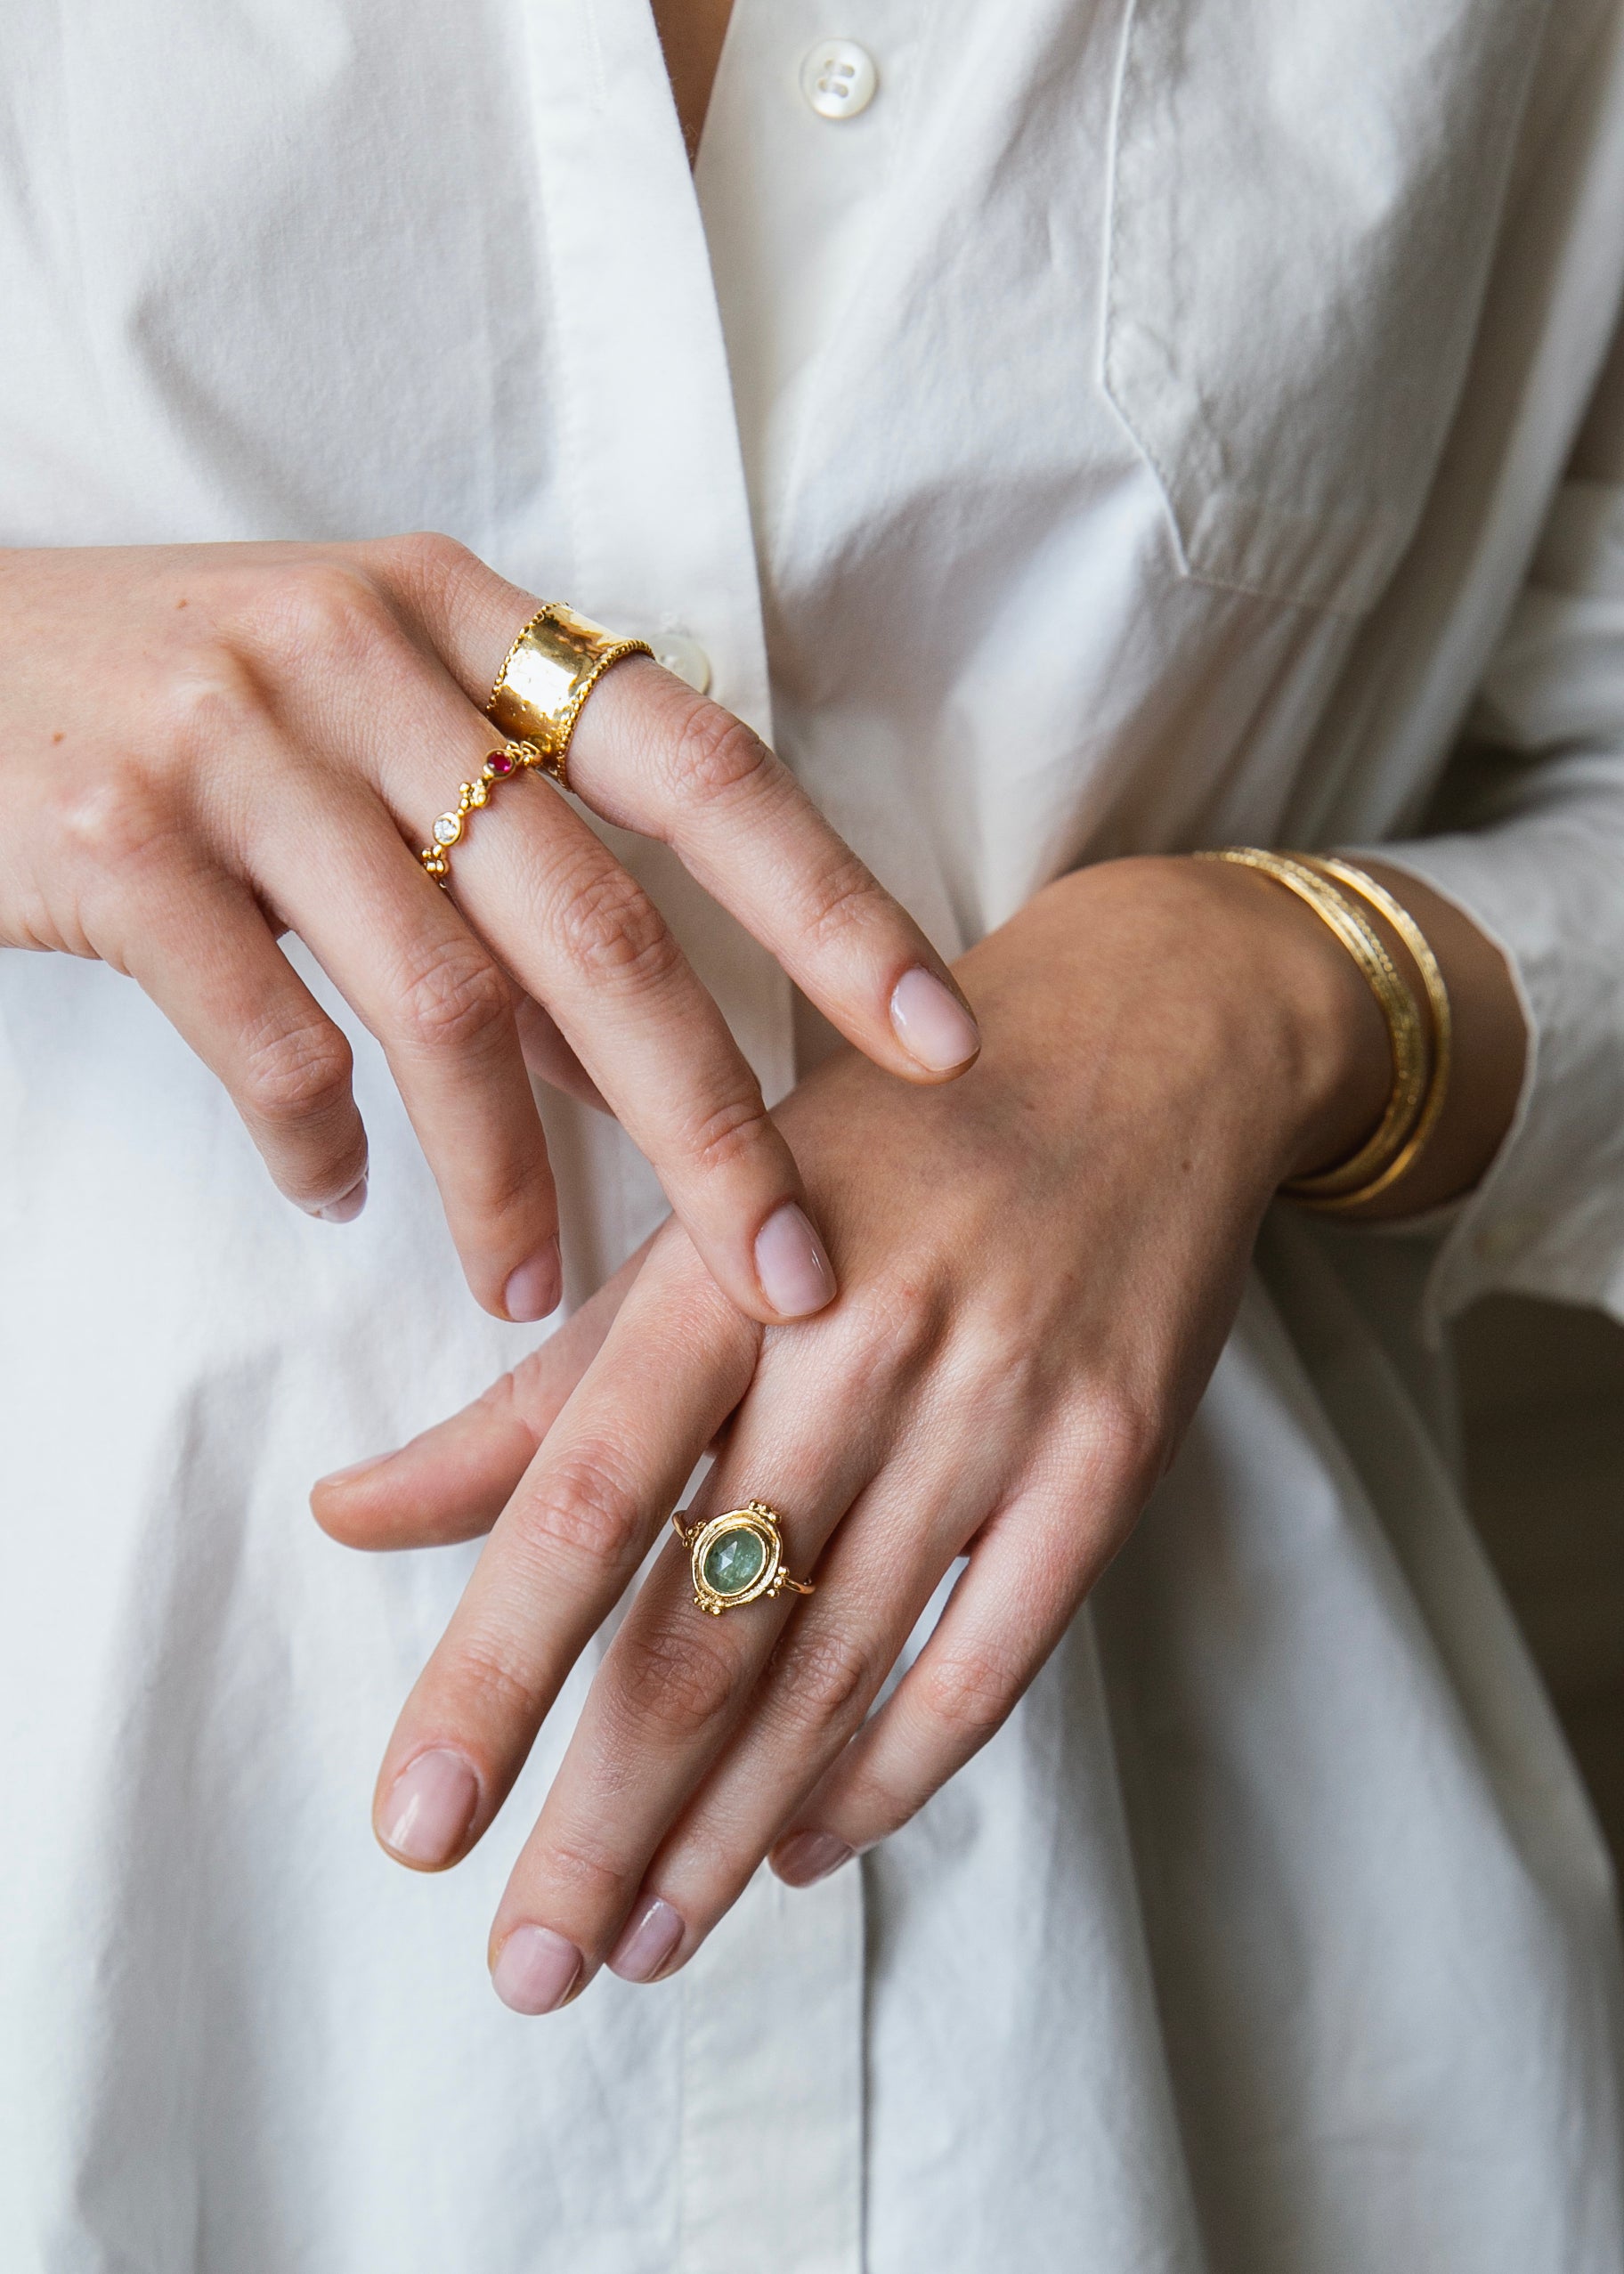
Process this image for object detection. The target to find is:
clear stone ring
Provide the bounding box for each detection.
[671,1501,816,1616]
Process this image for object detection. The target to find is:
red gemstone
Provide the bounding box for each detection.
[489,749,516,776]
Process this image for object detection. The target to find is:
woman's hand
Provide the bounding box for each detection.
[315,852,1444,2010]
[1,538,977,1322]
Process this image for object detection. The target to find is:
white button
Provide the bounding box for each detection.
[800,40,878,121]
[651,632,710,695]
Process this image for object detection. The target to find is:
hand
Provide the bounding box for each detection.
[2,537,978,1322]
[317,853,1424,2010]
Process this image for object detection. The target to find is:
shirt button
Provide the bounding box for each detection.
[651,632,711,695]
[800,40,878,121]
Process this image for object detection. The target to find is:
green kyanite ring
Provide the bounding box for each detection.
[672,1499,815,1614]
[703,1525,767,1597]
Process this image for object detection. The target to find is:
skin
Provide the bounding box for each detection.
[0,536,979,1328]
[650,0,736,158]
[314,851,1527,2012]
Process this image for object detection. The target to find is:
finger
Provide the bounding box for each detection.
[441,759,839,1325]
[513,995,608,1113]
[480,1361,889,2010]
[275,548,842,1321]
[368,536,974,1087]
[566,662,982,1083]
[311,1232,654,1549]
[109,832,369,1217]
[770,1491,1084,1875]
[273,577,841,1328]
[598,1459,977,1980]
[246,768,564,1323]
[369,1234,759,1881]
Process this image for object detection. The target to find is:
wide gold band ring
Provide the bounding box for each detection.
[671,1501,816,1616]
[486,603,653,793]
[417,605,652,889]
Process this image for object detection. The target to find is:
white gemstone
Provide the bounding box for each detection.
[433,813,461,846]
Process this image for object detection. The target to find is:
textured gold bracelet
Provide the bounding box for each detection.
[418,740,544,886]
[486,603,654,793]
[1196,848,1430,1205]
[1295,856,1452,1211]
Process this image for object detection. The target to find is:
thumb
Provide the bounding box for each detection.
[312,1234,653,1550]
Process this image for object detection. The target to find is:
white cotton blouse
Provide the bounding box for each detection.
[4,2,1624,2268]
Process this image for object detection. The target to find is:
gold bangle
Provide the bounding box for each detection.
[1295,857,1452,1211]
[486,604,654,793]
[1196,848,1430,1204]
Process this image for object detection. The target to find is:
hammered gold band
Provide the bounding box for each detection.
[671,1500,816,1617]
[417,604,653,890]
[486,603,654,792]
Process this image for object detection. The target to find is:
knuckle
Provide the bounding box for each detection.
[1086,1385,1170,1500]
[448,1633,546,1730]
[790,848,888,954]
[44,762,181,883]
[678,1076,773,1180]
[232,558,394,678]
[387,529,476,589]
[239,1015,354,1130]
[767,1626,871,1735]
[914,1645,1020,1752]
[510,1452,641,1578]
[662,700,772,808]
[551,860,680,990]
[538,1832,633,1910]
[614,1620,744,1742]
[155,648,274,771]
[391,937,512,1057]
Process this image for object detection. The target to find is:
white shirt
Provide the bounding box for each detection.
[4,2,1624,2267]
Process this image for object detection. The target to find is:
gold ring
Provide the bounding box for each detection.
[418,739,543,888]
[671,1500,816,1616]
[486,603,653,794]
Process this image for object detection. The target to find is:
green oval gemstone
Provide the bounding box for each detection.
[702,1524,767,1597]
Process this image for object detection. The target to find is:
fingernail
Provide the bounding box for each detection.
[771,1831,855,1887]
[607,1896,684,1984]
[754,1202,836,1319]
[316,1174,369,1223]
[504,1236,562,1323]
[378,1749,479,1868]
[491,1925,582,2016]
[889,968,980,1072]
[317,1450,390,1488]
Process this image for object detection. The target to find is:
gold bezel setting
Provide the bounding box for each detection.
[671,1500,815,1616]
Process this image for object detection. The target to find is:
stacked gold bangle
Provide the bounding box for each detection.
[418,604,653,889]
[1197,848,1452,1213]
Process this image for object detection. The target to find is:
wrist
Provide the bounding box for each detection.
[1186,856,1401,1183]
[1032,856,1394,1188]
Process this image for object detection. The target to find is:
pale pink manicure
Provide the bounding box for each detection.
[754,1202,836,1319]
[608,1896,684,1984]
[504,1236,562,1323]
[318,1450,390,1488]
[889,968,980,1072]
[378,1749,478,1868]
[771,1831,854,1887]
[491,1925,582,2016]
[316,1174,369,1223]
